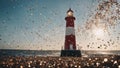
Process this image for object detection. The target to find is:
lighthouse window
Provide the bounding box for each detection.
[68,39,71,42]
[71,35,73,37]
[70,23,73,25]
[70,19,73,21]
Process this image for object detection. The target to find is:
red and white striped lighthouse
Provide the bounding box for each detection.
[64,8,76,50]
[61,8,81,57]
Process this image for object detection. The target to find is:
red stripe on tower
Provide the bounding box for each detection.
[64,8,76,50]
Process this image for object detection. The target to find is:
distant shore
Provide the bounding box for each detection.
[0,49,120,57]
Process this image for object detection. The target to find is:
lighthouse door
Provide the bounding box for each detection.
[70,44,73,50]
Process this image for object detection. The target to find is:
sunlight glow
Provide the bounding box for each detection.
[93,28,104,37]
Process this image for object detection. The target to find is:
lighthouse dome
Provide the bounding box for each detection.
[67,8,73,13]
[67,8,74,16]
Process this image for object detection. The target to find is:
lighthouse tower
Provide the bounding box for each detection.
[65,8,76,50]
[61,8,81,57]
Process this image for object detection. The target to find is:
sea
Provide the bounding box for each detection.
[0,49,120,57]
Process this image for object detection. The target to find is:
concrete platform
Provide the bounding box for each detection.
[60,50,81,57]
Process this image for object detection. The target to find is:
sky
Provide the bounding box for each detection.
[0,0,120,50]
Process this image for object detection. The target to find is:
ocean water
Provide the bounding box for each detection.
[0,49,120,57]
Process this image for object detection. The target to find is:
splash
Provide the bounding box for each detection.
[85,0,120,30]
[83,0,120,50]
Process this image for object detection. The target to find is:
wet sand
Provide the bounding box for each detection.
[0,55,120,68]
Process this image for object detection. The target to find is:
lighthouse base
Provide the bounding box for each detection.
[60,50,81,57]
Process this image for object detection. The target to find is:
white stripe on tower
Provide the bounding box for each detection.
[66,27,75,35]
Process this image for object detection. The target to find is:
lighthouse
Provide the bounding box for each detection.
[61,8,81,57]
[65,8,76,50]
